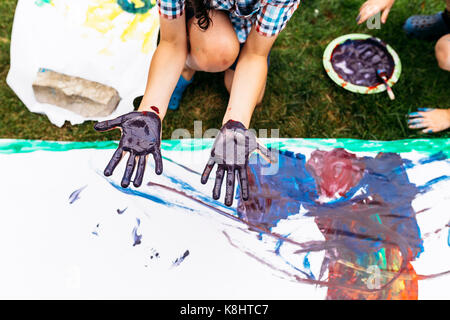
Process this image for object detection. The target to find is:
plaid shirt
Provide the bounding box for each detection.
[157,0,301,43]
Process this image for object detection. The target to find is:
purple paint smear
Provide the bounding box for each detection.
[117,207,128,215]
[69,185,87,204]
[101,149,450,299]
[92,223,100,236]
[173,250,190,267]
[132,218,142,246]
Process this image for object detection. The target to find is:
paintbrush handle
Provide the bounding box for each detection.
[377,70,395,100]
[382,79,395,100]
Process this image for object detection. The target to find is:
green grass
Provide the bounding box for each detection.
[0,0,449,141]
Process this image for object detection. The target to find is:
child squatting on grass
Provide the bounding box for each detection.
[357,0,450,133]
[93,0,300,206]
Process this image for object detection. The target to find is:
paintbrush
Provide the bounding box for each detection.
[376,69,395,100]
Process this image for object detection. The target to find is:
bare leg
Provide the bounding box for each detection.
[435,33,450,71]
[224,69,267,104]
[183,10,240,78]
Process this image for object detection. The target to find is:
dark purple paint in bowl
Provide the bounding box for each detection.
[331,38,395,87]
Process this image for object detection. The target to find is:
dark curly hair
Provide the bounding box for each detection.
[189,0,212,30]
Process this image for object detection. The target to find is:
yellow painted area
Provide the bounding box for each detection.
[99,47,114,56]
[120,11,150,41]
[84,0,159,54]
[85,0,123,34]
[131,0,146,8]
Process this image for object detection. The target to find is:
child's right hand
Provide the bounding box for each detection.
[357,0,395,25]
[94,110,163,188]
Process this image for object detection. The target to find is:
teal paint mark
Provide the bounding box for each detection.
[0,140,118,154]
[266,138,450,158]
[303,252,311,270]
[35,0,52,7]
[374,213,382,225]
[376,248,387,269]
[117,0,154,14]
[0,139,449,156]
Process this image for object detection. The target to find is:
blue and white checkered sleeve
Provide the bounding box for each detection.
[255,0,301,37]
[157,0,185,19]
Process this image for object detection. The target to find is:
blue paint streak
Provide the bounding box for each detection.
[418,151,447,165]
[448,229,450,247]
[419,175,450,192]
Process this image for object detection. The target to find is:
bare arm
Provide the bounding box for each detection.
[138,15,188,120]
[222,28,277,128]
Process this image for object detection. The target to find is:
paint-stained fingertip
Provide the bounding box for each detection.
[133,181,142,188]
[94,122,112,131]
[418,108,434,112]
[104,169,112,176]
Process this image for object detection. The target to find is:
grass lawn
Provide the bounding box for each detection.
[0,0,449,141]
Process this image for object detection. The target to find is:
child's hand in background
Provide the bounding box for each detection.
[357,0,396,25]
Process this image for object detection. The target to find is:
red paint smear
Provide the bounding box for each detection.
[150,106,160,114]
[330,43,340,61]
[306,149,365,198]
[366,84,380,93]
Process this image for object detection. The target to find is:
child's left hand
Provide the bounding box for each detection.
[357,0,396,25]
[200,120,274,207]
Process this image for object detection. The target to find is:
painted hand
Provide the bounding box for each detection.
[94,111,163,188]
[357,0,395,24]
[201,120,274,207]
[408,108,450,133]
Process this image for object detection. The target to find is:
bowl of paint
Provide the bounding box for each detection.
[323,34,401,94]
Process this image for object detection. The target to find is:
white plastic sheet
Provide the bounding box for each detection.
[0,138,448,299]
[7,0,159,127]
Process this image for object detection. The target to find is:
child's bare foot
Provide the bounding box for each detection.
[408,108,450,133]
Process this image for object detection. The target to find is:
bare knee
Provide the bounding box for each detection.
[191,38,239,72]
[435,35,450,71]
